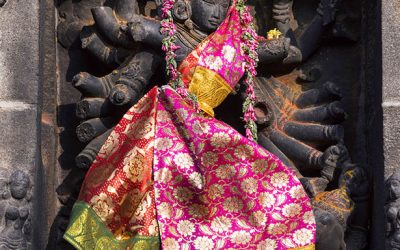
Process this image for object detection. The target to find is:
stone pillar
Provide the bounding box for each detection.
[382,0,400,177]
[381,0,400,248]
[0,0,44,249]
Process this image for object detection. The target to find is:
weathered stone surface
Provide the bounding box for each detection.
[0,105,38,172]
[383,104,400,175]
[0,0,40,103]
[382,0,400,177]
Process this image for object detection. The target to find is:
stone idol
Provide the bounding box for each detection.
[52,0,370,249]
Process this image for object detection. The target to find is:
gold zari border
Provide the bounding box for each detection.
[63,201,160,250]
[188,66,232,116]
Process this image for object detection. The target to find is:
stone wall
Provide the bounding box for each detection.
[0,0,45,248]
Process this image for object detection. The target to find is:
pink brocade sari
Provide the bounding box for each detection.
[64,87,316,250]
[64,3,316,249]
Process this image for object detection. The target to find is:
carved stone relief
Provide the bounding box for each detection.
[0,170,32,249]
[52,0,370,249]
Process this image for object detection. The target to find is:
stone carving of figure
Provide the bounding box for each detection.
[386,172,400,249]
[0,170,31,250]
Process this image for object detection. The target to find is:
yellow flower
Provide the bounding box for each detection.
[267,28,283,40]
[154,168,173,183]
[158,202,173,219]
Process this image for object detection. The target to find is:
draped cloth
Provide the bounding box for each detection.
[64,2,316,249]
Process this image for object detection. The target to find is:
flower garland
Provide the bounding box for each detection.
[160,0,259,141]
[160,0,199,109]
[236,0,259,141]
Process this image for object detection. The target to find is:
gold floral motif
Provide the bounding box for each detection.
[177,220,195,236]
[189,204,208,218]
[231,230,251,244]
[207,184,224,200]
[267,223,288,235]
[234,144,254,160]
[163,237,179,249]
[89,193,115,223]
[282,203,302,218]
[257,239,277,250]
[292,229,314,246]
[241,177,258,194]
[189,172,204,189]
[173,187,193,203]
[210,132,231,148]
[194,236,215,250]
[155,138,173,151]
[259,192,276,208]
[201,152,218,166]
[123,149,146,183]
[148,219,159,236]
[125,116,154,140]
[270,172,290,188]
[302,211,315,225]
[210,216,232,233]
[289,186,307,199]
[223,196,244,212]
[154,168,173,184]
[98,132,120,158]
[249,211,267,227]
[192,120,210,135]
[222,45,236,63]
[158,202,173,219]
[173,153,194,169]
[251,159,269,174]
[215,164,236,179]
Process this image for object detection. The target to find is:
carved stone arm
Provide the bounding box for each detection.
[257,37,290,63]
[127,15,165,48]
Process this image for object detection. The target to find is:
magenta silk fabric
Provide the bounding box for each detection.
[196,5,246,89]
[152,86,316,250]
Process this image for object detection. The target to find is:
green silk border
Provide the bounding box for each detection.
[63,201,160,250]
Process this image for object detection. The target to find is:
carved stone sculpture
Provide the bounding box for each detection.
[386,172,400,249]
[55,0,369,248]
[0,170,31,250]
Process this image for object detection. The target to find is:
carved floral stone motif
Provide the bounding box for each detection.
[53,0,369,249]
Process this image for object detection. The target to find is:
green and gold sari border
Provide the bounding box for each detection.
[63,201,160,250]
